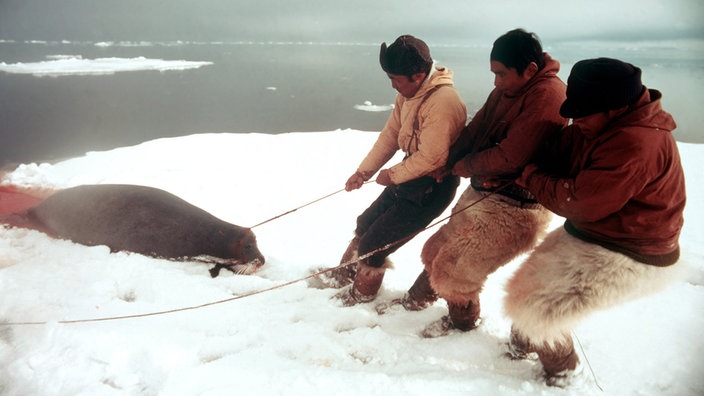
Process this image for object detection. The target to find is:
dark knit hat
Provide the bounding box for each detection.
[560,58,644,118]
[379,35,433,77]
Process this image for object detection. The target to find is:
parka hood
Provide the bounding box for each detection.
[412,65,455,99]
[614,88,677,133]
[506,53,561,98]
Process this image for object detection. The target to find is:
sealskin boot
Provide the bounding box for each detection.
[337,261,386,307]
[447,299,481,331]
[376,269,438,314]
[536,337,580,387]
[506,326,538,361]
[421,298,480,338]
[405,269,439,308]
[308,236,360,289]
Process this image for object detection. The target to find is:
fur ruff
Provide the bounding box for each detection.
[422,188,551,304]
[357,258,393,274]
[504,228,683,346]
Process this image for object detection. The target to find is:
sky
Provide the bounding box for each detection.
[1,0,703,45]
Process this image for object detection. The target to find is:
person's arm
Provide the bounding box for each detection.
[351,95,404,187]
[455,86,565,179]
[522,134,649,221]
[387,89,466,183]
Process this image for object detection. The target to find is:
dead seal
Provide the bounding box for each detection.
[17,184,265,276]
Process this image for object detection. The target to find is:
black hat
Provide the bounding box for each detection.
[379,35,433,76]
[560,58,644,119]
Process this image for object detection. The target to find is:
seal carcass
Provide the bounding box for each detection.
[25,184,265,276]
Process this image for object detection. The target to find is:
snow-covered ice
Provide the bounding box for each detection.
[1,130,702,395]
[0,55,212,77]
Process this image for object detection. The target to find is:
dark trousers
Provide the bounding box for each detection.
[354,175,460,268]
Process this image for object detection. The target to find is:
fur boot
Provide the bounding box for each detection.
[376,269,438,314]
[506,326,538,361]
[308,236,360,289]
[421,297,480,338]
[336,260,388,307]
[535,337,580,387]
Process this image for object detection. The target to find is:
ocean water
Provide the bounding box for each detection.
[1,39,702,167]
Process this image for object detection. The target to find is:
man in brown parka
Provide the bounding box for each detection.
[380,29,568,335]
[506,57,686,387]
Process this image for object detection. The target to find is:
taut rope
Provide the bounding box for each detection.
[249,180,375,229]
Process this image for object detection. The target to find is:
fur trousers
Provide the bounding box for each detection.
[421,188,552,305]
[504,227,683,346]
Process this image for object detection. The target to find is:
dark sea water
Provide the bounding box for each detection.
[1,40,702,167]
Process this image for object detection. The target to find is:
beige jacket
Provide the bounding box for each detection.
[357,66,466,184]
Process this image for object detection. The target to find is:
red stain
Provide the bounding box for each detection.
[0,185,54,216]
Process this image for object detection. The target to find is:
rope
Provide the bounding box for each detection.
[573,331,604,392]
[0,180,511,326]
[249,180,375,229]
[2,272,323,326]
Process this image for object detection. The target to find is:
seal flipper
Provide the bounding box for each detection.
[209,264,226,278]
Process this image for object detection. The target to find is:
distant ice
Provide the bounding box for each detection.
[354,100,394,112]
[9,40,380,48]
[0,55,213,77]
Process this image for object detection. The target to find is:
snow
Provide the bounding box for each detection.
[1,130,702,395]
[0,55,212,77]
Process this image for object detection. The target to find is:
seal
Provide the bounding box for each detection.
[12,184,265,276]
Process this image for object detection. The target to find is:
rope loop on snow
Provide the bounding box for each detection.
[0,180,511,326]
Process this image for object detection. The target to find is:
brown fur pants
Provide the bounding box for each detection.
[421,188,552,305]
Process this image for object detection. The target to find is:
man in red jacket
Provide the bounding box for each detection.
[381,29,567,336]
[506,57,686,387]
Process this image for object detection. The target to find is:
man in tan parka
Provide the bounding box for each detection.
[311,35,467,306]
